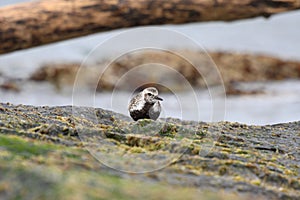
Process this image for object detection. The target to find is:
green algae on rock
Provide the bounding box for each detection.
[0,103,299,199]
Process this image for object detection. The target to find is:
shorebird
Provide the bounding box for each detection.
[128,87,163,121]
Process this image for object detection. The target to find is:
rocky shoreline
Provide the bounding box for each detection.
[1,51,300,95]
[0,103,299,199]
[28,51,300,94]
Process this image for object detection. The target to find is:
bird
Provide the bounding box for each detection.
[128,87,163,121]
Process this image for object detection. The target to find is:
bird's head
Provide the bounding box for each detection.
[142,87,163,104]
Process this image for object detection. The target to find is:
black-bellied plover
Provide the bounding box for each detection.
[128,87,163,121]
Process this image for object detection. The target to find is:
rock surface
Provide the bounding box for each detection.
[0,103,299,199]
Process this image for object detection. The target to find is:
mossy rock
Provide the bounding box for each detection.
[0,103,299,199]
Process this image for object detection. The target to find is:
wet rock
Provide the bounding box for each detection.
[0,74,22,92]
[0,80,20,92]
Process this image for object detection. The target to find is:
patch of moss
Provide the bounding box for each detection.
[159,123,177,137]
[0,135,54,158]
[129,146,146,153]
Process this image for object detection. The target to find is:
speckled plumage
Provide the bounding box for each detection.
[128,87,163,121]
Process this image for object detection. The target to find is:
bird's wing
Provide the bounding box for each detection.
[128,93,143,111]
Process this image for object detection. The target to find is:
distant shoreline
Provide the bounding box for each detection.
[27,50,300,94]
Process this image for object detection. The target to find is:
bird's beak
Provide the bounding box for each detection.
[155,96,163,101]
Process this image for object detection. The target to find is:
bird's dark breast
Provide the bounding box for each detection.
[130,110,151,121]
[130,102,155,121]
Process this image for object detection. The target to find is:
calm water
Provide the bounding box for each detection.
[0,1,299,125]
[0,80,299,125]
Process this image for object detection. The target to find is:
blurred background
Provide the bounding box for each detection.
[0,0,300,125]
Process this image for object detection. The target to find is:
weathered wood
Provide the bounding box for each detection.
[0,0,300,54]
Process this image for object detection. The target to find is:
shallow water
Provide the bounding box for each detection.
[0,80,299,125]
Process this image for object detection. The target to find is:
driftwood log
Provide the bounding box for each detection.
[0,0,300,54]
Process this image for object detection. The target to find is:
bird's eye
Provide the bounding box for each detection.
[147,93,152,96]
